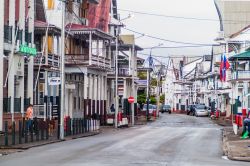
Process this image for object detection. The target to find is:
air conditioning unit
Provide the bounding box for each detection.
[14,41,20,53]
[208,85,214,90]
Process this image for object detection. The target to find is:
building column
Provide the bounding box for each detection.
[84,74,88,117]
[8,0,15,120]
[0,0,4,131]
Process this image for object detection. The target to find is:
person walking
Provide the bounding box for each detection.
[110,104,115,113]
[25,104,33,133]
[242,111,250,138]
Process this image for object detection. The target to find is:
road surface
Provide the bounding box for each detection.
[0,114,249,166]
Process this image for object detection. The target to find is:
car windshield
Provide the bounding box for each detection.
[196,105,206,109]
[163,105,170,108]
[143,105,153,110]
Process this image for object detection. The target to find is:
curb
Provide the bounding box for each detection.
[0,131,101,151]
[222,129,250,162]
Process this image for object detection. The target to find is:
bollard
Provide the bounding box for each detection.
[81,119,84,133]
[19,120,22,144]
[34,118,39,141]
[69,118,72,135]
[30,120,33,142]
[12,121,15,145]
[4,121,8,146]
[83,118,86,133]
[86,119,89,132]
[41,122,44,140]
[76,119,79,135]
[72,119,75,135]
[24,120,28,143]
[46,120,49,140]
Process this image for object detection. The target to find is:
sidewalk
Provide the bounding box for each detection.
[0,131,100,156]
[211,116,250,161]
[223,127,250,161]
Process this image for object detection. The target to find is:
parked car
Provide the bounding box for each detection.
[187,104,195,115]
[194,104,209,117]
[161,104,171,114]
[142,104,155,115]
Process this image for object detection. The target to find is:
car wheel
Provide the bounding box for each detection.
[169,110,171,114]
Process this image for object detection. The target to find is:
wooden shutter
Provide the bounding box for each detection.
[48,0,54,10]
[47,36,53,54]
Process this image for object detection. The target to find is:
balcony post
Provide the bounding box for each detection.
[89,32,92,65]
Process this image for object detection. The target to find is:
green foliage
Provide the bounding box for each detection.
[137,93,146,104]
[150,96,157,104]
[160,94,165,104]
[138,71,147,80]
[151,78,157,86]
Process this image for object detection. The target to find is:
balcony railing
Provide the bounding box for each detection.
[65,54,111,69]
[34,52,60,68]
[232,70,250,80]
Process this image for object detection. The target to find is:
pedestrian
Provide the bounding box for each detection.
[211,100,216,114]
[110,104,115,113]
[242,111,250,138]
[25,104,33,133]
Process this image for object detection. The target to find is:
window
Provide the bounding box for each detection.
[80,0,89,18]
[67,0,73,13]
[48,0,54,10]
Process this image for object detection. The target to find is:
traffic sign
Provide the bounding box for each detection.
[128,96,135,103]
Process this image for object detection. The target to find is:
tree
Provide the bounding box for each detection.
[160,94,165,104]
[150,96,157,104]
[137,71,147,80]
[137,93,146,104]
[151,78,157,86]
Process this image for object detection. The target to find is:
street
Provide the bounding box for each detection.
[0,114,249,166]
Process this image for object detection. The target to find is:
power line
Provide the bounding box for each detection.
[118,8,250,24]
[123,27,216,46]
[142,45,215,49]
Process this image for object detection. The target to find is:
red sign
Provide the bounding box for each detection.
[128,97,135,103]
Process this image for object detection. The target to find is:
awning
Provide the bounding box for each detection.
[229,51,250,61]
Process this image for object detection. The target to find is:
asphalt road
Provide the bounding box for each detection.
[0,114,249,166]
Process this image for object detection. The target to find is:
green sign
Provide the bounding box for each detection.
[19,44,37,56]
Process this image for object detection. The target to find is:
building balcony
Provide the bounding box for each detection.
[231,70,250,81]
[65,54,111,69]
[34,52,60,69]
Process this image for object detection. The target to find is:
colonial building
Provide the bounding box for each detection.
[0,0,35,131]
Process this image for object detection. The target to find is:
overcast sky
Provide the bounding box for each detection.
[118,0,220,62]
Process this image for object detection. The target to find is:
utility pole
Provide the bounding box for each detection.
[131,43,135,126]
[115,36,119,128]
[156,65,162,117]
[0,0,4,131]
[60,1,65,140]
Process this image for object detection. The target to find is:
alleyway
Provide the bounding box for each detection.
[0,114,249,166]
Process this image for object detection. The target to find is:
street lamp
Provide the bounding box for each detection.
[146,43,163,121]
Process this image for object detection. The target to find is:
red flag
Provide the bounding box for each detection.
[220,55,224,81]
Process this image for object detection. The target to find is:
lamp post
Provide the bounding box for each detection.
[146,43,163,121]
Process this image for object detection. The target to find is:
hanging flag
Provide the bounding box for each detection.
[219,54,224,81]
[144,56,155,71]
[220,54,230,82]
